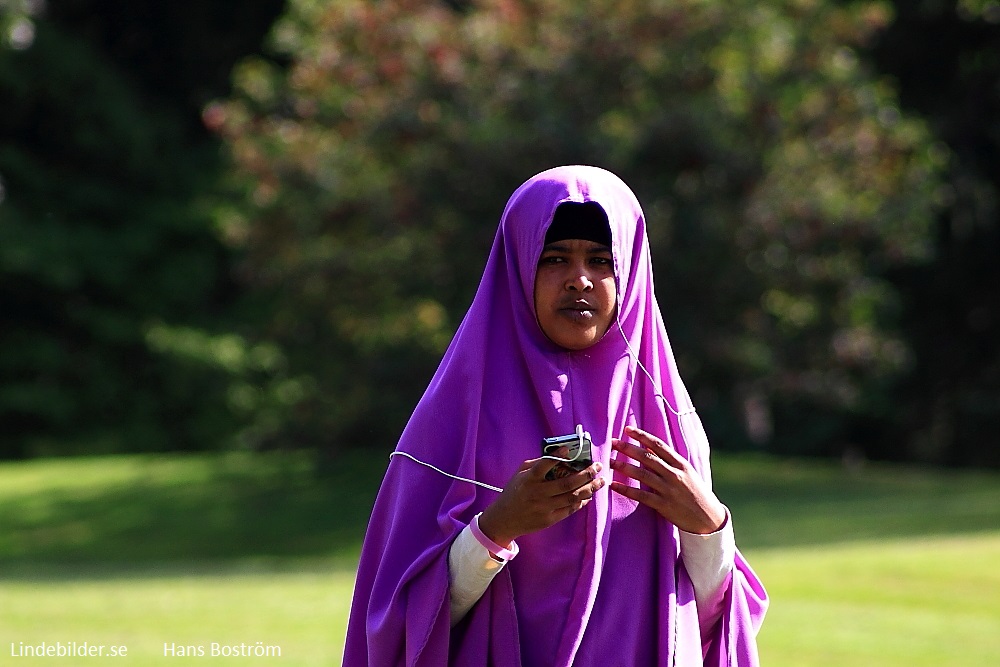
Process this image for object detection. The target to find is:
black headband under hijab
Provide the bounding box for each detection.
[544,201,612,247]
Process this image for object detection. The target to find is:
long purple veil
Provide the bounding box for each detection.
[344,166,767,666]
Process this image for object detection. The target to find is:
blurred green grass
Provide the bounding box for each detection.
[1,564,356,666]
[752,534,1000,666]
[1,451,998,665]
[0,450,385,565]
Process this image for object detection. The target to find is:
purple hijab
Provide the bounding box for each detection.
[343,166,767,666]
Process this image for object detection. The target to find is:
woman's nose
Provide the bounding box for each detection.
[566,270,594,291]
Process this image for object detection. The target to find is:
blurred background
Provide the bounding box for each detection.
[2,0,999,468]
[1,0,999,664]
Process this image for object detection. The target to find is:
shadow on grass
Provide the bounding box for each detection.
[0,450,386,572]
[712,455,1000,550]
[0,557,362,584]
[1,450,999,578]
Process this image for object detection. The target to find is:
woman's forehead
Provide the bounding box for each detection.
[500,166,646,300]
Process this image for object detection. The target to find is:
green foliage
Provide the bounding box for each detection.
[4,0,990,465]
[217,0,941,454]
[143,323,311,449]
[0,0,38,51]
[865,2,1000,466]
[0,21,240,456]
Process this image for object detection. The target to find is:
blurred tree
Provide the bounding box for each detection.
[216,0,941,458]
[0,21,225,456]
[43,0,286,136]
[0,1,284,457]
[864,0,1000,466]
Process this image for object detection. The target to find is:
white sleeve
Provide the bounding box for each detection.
[447,525,506,626]
[678,508,737,637]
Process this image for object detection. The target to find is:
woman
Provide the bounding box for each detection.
[344,165,767,666]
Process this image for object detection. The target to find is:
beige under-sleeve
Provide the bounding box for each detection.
[447,525,506,627]
[448,510,737,631]
[678,508,737,636]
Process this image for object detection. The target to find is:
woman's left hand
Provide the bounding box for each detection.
[609,425,727,535]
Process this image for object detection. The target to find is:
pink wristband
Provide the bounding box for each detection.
[471,513,519,562]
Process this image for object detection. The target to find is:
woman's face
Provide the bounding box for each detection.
[533,239,617,350]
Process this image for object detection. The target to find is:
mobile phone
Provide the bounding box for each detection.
[541,428,593,480]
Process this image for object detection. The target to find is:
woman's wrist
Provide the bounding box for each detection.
[476,506,517,550]
[470,513,519,561]
[682,504,729,536]
[698,501,729,535]
[670,498,728,535]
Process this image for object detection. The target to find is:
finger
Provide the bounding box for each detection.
[609,455,669,492]
[518,458,538,472]
[552,493,595,518]
[562,475,606,504]
[550,461,603,495]
[540,445,570,461]
[611,438,673,475]
[609,480,664,511]
[622,426,687,469]
[528,455,565,480]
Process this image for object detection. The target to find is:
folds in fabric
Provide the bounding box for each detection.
[343,166,767,666]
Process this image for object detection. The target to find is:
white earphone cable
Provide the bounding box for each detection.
[615,316,696,418]
[388,451,504,493]
[391,321,698,491]
[390,424,590,493]
[615,316,697,454]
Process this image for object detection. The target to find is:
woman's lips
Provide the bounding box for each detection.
[559,302,596,321]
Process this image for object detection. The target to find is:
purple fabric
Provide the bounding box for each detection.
[343,166,768,666]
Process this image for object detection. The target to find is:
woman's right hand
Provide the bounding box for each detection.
[477,455,604,549]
